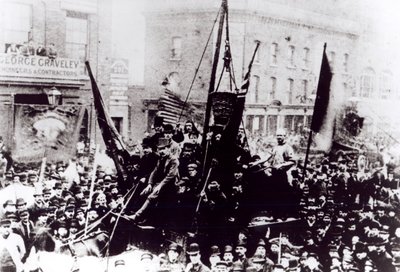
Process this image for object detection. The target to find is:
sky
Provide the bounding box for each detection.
[111,0,146,85]
[110,0,400,87]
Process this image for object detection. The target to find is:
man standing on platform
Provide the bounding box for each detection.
[269,128,296,172]
[266,128,297,218]
[128,137,179,224]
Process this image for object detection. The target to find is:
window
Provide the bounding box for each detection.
[360,67,375,98]
[171,37,182,59]
[302,80,308,98]
[66,11,88,61]
[343,53,349,73]
[269,77,276,100]
[288,78,294,104]
[329,51,335,69]
[288,45,295,67]
[270,43,278,65]
[302,47,310,68]
[380,71,393,99]
[2,3,32,46]
[252,116,260,131]
[250,75,260,103]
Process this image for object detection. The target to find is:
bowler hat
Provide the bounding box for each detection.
[224,245,233,253]
[141,252,153,261]
[114,260,125,267]
[142,137,153,149]
[215,261,228,267]
[256,239,266,248]
[0,219,11,227]
[16,198,26,206]
[236,239,247,247]
[168,242,181,253]
[157,138,171,148]
[53,182,62,190]
[18,208,29,217]
[163,124,174,134]
[5,212,17,221]
[252,254,265,264]
[187,243,200,255]
[210,245,220,256]
[3,200,15,208]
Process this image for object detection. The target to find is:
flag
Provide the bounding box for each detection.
[85,61,130,181]
[158,88,204,126]
[239,41,260,94]
[310,44,333,133]
[158,89,187,125]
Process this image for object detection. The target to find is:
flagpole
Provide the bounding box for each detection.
[302,129,313,182]
[200,0,227,179]
[302,43,328,182]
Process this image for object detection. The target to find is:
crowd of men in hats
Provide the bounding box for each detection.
[1,113,400,272]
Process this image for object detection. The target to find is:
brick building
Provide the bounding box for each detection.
[142,0,400,138]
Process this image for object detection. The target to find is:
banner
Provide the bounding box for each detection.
[13,104,85,163]
[0,54,86,83]
[85,61,130,182]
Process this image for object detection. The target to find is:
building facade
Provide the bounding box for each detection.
[142,0,400,138]
[0,0,115,149]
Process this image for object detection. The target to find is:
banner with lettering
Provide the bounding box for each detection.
[0,54,86,84]
[13,105,85,163]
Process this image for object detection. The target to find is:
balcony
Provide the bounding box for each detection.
[0,54,88,87]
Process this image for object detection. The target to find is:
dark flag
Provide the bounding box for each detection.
[311,44,333,133]
[85,61,130,182]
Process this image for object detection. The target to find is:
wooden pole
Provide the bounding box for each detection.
[302,129,313,183]
[200,0,227,166]
[84,144,100,236]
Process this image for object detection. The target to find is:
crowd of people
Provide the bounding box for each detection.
[0,114,400,272]
[6,40,58,59]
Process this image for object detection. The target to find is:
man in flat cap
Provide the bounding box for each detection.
[128,137,179,225]
[16,208,34,257]
[163,242,185,272]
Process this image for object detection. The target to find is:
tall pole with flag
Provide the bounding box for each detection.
[85,61,131,185]
[302,43,333,180]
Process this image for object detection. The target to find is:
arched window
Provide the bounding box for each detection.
[360,67,375,98]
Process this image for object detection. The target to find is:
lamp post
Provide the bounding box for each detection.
[47,87,62,105]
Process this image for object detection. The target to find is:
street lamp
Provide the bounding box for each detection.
[47,87,62,105]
